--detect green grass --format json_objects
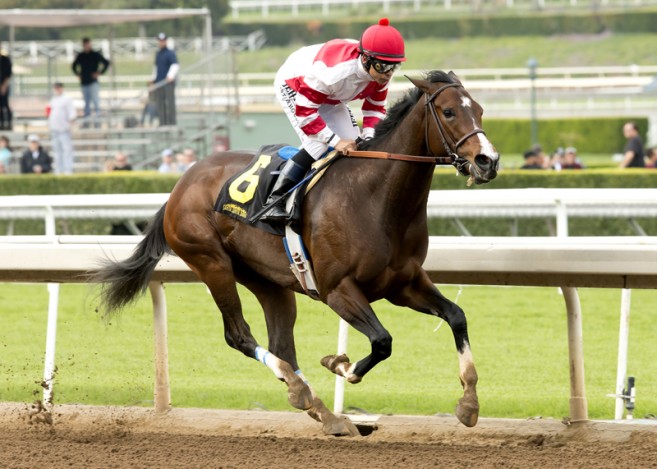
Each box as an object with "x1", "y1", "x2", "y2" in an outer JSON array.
[
  {"x1": 21, "y1": 33, "x2": 657, "y2": 78},
  {"x1": 232, "y1": 33, "x2": 657, "y2": 73},
  {"x1": 1, "y1": 283, "x2": 655, "y2": 420}
]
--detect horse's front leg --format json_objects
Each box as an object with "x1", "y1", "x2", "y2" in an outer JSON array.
[
  {"x1": 322, "y1": 277, "x2": 393, "y2": 384},
  {"x1": 388, "y1": 270, "x2": 479, "y2": 427}
]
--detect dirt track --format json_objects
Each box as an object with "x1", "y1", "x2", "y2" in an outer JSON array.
[{"x1": 1, "y1": 402, "x2": 656, "y2": 468}]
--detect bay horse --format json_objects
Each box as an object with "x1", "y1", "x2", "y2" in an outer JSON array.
[{"x1": 92, "y1": 70, "x2": 499, "y2": 436}]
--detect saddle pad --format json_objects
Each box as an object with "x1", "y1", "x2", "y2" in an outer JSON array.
[{"x1": 214, "y1": 144, "x2": 298, "y2": 236}]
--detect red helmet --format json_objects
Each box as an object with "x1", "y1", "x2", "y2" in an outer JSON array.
[{"x1": 359, "y1": 18, "x2": 406, "y2": 63}]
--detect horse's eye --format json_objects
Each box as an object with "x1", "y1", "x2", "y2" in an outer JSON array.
[{"x1": 443, "y1": 109, "x2": 455, "y2": 118}]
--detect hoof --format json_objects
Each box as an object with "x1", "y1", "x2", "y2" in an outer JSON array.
[
  {"x1": 455, "y1": 398, "x2": 479, "y2": 427},
  {"x1": 322, "y1": 415, "x2": 360, "y2": 437},
  {"x1": 287, "y1": 380, "x2": 313, "y2": 411},
  {"x1": 320, "y1": 354, "x2": 350, "y2": 372}
]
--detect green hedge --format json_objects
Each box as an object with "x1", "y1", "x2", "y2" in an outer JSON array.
[
  {"x1": 0, "y1": 172, "x2": 179, "y2": 196},
  {"x1": 223, "y1": 9, "x2": 657, "y2": 45},
  {"x1": 2, "y1": 169, "x2": 656, "y2": 236},
  {"x1": 482, "y1": 117, "x2": 647, "y2": 155}
]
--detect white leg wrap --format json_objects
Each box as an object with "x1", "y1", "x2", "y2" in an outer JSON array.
[
  {"x1": 255, "y1": 346, "x2": 285, "y2": 380},
  {"x1": 294, "y1": 369, "x2": 309, "y2": 384}
]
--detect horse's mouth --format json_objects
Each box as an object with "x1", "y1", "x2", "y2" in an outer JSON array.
[{"x1": 468, "y1": 164, "x2": 497, "y2": 185}]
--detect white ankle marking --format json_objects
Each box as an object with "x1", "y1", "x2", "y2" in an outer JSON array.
[
  {"x1": 338, "y1": 361, "x2": 357, "y2": 380},
  {"x1": 458, "y1": 345, "x2": 474, "y2": 374}
]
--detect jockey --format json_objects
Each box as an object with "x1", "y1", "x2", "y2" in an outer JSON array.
[{"x1": 260, "y1": 18, "x2": 406, "y2": 223}]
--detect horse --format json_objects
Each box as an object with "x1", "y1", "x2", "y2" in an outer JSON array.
[{"x1": 92, "y1": 70, "x2": 499, "y2": 436}]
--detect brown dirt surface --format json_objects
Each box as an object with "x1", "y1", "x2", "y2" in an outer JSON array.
[{"x1": 1, "y1": 402, "x2": 657, "y2": 468}]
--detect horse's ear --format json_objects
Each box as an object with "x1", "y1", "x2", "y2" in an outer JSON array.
[
  {"x1": 448, "y1": 71, "x2": 462, "y2": 84},
  {"x1": 405, "y1": 75, "x2": 432, "y2": 94}
]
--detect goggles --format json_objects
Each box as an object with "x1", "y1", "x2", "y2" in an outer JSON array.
[{"x1": 371, "y1": 59, "x2": 401, "y2": 74}]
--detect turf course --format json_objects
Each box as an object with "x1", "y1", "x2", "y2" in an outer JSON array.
[{"x1": 1, "y1": 282, "x2": 655, "y2": 420}]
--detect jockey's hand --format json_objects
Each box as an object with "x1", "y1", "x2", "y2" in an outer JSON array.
[{"x1": 335, "y1": 138, "x2": 357, "y2": 154}]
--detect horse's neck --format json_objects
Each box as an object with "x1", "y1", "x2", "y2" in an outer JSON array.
[{"x1": 368, "y1": 109, "x2": 435, "y2": 210}]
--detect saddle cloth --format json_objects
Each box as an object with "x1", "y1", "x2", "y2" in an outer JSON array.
[
  {"x1": 214, "y1": 144, "x2": 341, "y2": 236},
  {"x1": 214, "y1": 144, "x2": 302, "y2": 236}
]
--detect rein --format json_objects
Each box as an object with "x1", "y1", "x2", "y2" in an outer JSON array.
[
  {"x1": 344, "y1": 82, "x2": 486, "y2": 175},
  {"x1": 343, "y1": 149, "x2": 454, "y2": 165}
]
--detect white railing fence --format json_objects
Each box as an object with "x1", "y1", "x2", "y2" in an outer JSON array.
[{"x1": 229, "y1": 0, "x2": 657, "y2": 17}]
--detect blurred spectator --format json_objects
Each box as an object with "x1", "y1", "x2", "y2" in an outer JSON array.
[
  {"x1": 140, "y1": 93, "x2": 157, "y2": 127},
  {"x1": 181, "y1": 148, "x2": 197, "y2": 171},
  {"x1": 0, "y1": 161, "x2": 6, "y2": 174},
  {"x1": 149, "y1": 33, "x2": 178, "y2": 126},
  {"x1": 530, "y1": 144, "x2": 550, "y2": 168},
  {"x1": 520, "y1": 149, "x2": 544, "y2": 169},
  {"x1": 158, "y1": 148, "x2": 177, "y2": 173},
  {"x1": 71, "y1": 37, "x2": 110, "y2": 127},
  {"x1": 620, "y1": 121, "x2": 645, "y2": 168},
  {"x1": 549, "y1": 147, "x2": 565, "y2": 171},
  {"x1": 561, "y1": 147, "x2": 583, "y2": 170},
  {"x1": 0, "y1": 135, "x2": 11, "y2": 168},
  {"x1": 105, "y1": 151, "x2": 133, "y2": 172},
  {"x1": 20, "y1": 134, "x2": 53, "y2": 174},
  {"x1": 645, "y1": 147, "x2": 657, "y2": 168},
  {"x1": 48, "y1": 82, "x2": 77, "y2": 174},
  {"x1": 0, "y1": 40, "x2": 12, "y2": 130}
]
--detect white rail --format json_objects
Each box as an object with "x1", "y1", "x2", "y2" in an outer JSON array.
[{"x1": 229, "y1": 0, "x2": 657, "y2": 17}]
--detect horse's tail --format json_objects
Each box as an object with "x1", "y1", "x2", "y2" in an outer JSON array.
[{"x1": 92, "y1": 203, "x2": 170, "y2": 320}]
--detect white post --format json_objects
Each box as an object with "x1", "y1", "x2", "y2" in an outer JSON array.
[
  {"x1": 150, "y1": 281, "x2": 171, "y2": 414},
  {"x1": 42, "y1": 283, "x2": 59, "y2": 407},
  {"x1": 42, "y1": 206, "x2": 59, "y2": 408},
  {"x1": 562, "y1": 286, "x2": 588, "y2": 422},
  {"x1": 555, "y1": 199, "x2": 568, "y2": 237},
  {"x1": 333, "y1": 319, "x2": 349, "y2": 414},
  {"x1": 614, "y1": 288, "x2": 631, "y2": 420}
]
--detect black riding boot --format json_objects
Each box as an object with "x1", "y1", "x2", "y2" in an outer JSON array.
[{"x1": 260, "y1": 149, "x2": 314, "y2": 223}]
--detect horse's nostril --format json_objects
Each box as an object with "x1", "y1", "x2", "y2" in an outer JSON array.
[{"x1": 475, "y1": 154, "x2": 492, "y2": 171}]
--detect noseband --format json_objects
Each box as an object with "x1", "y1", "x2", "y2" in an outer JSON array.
[{"x1": 424, "y1": 83, "x2": 486, "y2": 175}]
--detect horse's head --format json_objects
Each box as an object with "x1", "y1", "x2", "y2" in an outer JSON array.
[{"x1": 408, "y1": 71, "x2": 499, "y2": 185}]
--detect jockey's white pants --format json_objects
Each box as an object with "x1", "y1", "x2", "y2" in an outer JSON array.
[{"x1": 275, "y1": 82, "x2": 360, "y2": 160}]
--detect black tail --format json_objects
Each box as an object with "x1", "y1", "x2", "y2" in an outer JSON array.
[{"x1": 91, "y1": 203, "x2": 170, "y2": 320}]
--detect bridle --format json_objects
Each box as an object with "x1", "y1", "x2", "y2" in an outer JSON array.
[
  {"x1": 424, "y1": 82, "x2": 486, "y2": 176},
  {"x1": 347, "y1": 81, "x2": 486, "y2": 176}
]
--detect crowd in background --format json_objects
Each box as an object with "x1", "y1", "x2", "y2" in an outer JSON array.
[
  {"x1": 0, "y1": 33, "x2": 181, "y2": 175},
  {"x1": 520, "y1": 120, "x2": 656, "y2": 170}
]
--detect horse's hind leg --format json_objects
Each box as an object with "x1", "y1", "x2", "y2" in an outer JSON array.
[
  {"x1": 243, "y1": 277, "x2": 358, "y2": 437},
  {"x1": 182, "y1": 251, "x2": 312, "y2": 411},
  {"x1": 387, "y1": 270, "x2": 479, "y2": 427}
]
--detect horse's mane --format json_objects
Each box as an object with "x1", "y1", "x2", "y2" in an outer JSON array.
[{"x1": 360, "y1": 70, "x2": 457, "y2": 150}]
